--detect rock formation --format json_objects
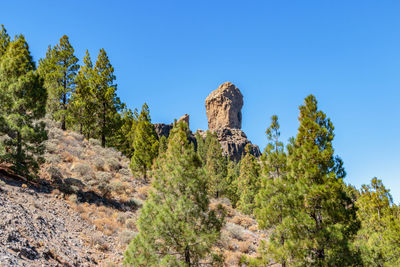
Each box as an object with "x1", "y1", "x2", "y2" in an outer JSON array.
[
  {"x1": 204, "y1": 82, "x2": 260, "y2": 161},
  {"x1": 153, "y1": 114, "x2": 196, "y2": 145},
  {"x1": 205, "y1": 82, "x2": 243, "y2": 131}
]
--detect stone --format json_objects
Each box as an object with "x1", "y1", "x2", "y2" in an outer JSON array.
[
  {"x1": 205, "y1": 82, "x2": 243, "y2": 131},
  {"x1": 178, "y1": 114, "x2": 189, "y2": 127},
  {"x1": 198, "y1": 128, "x2": 261, "y2": 161}
]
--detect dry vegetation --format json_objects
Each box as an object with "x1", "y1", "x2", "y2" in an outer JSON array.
[{"x1": 32, "y1": 119, "x2": 267, "y2": 266}]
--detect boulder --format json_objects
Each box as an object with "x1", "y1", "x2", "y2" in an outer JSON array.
[{"x1": 205, "y1": 82, "x2": 243, "y2": 131}]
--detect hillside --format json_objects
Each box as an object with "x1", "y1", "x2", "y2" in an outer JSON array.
[{"x1": 0, "y1": 118, "x2": 268, "y2": 266}]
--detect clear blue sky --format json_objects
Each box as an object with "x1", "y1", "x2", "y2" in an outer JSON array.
[{"x1": 2, "y1": 1, "x2": 400, "y2": 202}]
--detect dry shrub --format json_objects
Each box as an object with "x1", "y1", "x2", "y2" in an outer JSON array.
[
  {"x1": 89, "y1": 138, "x2": 101, "y2": 147},
  {"x1": 117, "y1": 212, "x2": 128, "y2": 225},
  {"x1": 71, "y1": 163, "x2": 93, "y2": 177},
  {"x1": 110, "y1": 181, "x2": 125, "y2": 194},
  {"x1": 118, "y1": 168, "x2": 131, "y2": 176},
  {"x1": 231, "y1": 214, "x2": 255, "y2": 229},
  {"x1": 93, "y1": 158, "x2": 105, "y2": 171},
  {"x1": 238, "y1": 240, "x2": 252, "y2": 253},
  {"x1": 105, "y1": 157, "x2": 121, "y2": 172},
  {"x1": 224, "y1": 251, "x2": 242, "y2": 266},
  {"x1": 248, "y1": 225, "x2": 258, "y2": 232},
  {"x1": 125, "y1": 218, "x2": 136, "y2": 230},
  {"x1": 118, "y1": 230, "x2": 137, "y2": 245},
  {"x1": 90, "y1": 232, "x2": 108, "y2": 251},
  {"x1": 61, "y1": 151, "x2": 75, "y2": 163},
  {"x1": 136, "y1": 185, "x2": 150, "y2": 199},
  {"x1": 225, "y1": 223, "x2": 248, "y2": 241}
]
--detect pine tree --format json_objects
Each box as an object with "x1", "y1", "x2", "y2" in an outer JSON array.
[
  {"x1": 355, "y1": 177, "x2": 400, "y2": 266},
  {"x1": 124, "y1": 121, "x2": 225, "y2": 266},
  {"x1": 286, "y1": 95, "x2": 360, "y2": 265},
  {"x1": 254, "y1": 115, "x2": 291, "y2": 267},
  {"x1": 237, "y1": 144, "x2": 261, "y2": 215},
  {"x1": 158, "y1": 135, "x2": 168, "y2": 154},
  {"x1": 109, "y1": 106, "x2": 137, "y2": 157},
  {"x1": 224, "y1": 160, "x2": 240, "y2": 207},
  {"x1": 0, "y1": 35, "x2": 47, "y2": 177},
  {"x1": 92, "y1": 48, "x2": 122, "y2": 147},
  {"x1": 0, "y1": 25, "x2": 10, "y2": 59},
  {"x1": 130, "y1": 103, "x2": 158, "y2": 180},
  {"x1": 205, "y1": 132, "x2": 227, "y2": 198},
  {"x1": 69, "y1": 50, "x2": 97, "y2": 138},
  {"x1": 37, "y1": 35, "x2": 79, "y2": 130}
]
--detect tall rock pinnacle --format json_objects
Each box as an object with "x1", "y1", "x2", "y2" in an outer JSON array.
[{"x1": 205, "y1": 82, "x2": 243, "y2": 131}]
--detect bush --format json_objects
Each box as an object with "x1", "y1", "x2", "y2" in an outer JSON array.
[
  {"x1": 47, "y1": 166, "x2": 63, "y2": 184},
  {"x1": 90, "y1": 232, "x2": 108, "y2": 251},
  {"x1": 69, "y1": 131, "x2": 84, "y2": 142},
  {"x1": 117, "y1": 212, "x2": 128, "y2": 224},
  {"x1": 48, "y1": 127, "x2": 63, "y2": 140},
  {"x1": 96, "y1": 171, "x2": 112, "y2": 183},
  {"x1": 71, "y1": 163, "x2": 93, "y2": 177},
  {"x1": 106, "y1": 157, "x2": 121, "y2": 171},
  {"x1": 118, "y1": 230, "x2": 137, "y2": 245},
  {"x1": 93, "y1": 158, "x2": 105, "y2": 171},
  {"x1": 125, "y1": 218, "x2": 136, "y2": 230},
  {"x1": 44, "y1": 153, "x2": 61, "y2": 164},
  {"x1": 225, "y1": 223, "x2": 248, "y2": 241},
  {"x1": 89, "y1": 138, "x2": 101, "y2": 147},
  {"x1": 110, "y1": 181, "x2": 125, "y2": 194},
  {"x1": 128, "y1": 198, "x2": 143, "y2": 208},
  {"x1": 68, "y1": 194, "x2": 78, "y2": 203},
  {"x1": 118, "y1": 168, "x2": 131, "y2": 176},
  {"x1": 44, "y1": 140, "x2": 58, "y2": 154}
]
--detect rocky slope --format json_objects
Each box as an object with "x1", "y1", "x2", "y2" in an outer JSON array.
[{"x1": 0, "y1": 118, "x2": 269, "y2": 266}]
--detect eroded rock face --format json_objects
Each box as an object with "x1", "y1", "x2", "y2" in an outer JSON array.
[
  {"x1": 205, "y1": 82, "x2": 243, "y2": 131},
  {"x1": 198, "y1": 128, "x2": 261, "y2": 161}
]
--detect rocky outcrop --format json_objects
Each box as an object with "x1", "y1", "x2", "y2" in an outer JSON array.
[
  {"x1": 204, "y1": 82, "x2": 260, "y2": 161},
  {"x1": 198, "y1": 128, "x2": 261, "y2": 161},
  {"x1": 205, "y1": 82, "x2": 243, "y2": 131},
  {"x1": 153, "y1": 115, "x2": 196, "y2": 145}
]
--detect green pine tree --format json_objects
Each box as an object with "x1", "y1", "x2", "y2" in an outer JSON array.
[
  {"x1": 355, "y1": 177, "x2": 400, "y2": 266},
  {"x1": 224, "y1": 160, "x2": 240, "y2": 207},
  {"x1": 286, "y1": 95, "x2": 361, "y2": 266},
  {"x1": 205, "y1": 132, "x2": 227, "y2": 198},
  {"x1": 130, "y1": 103, "x2": 159, "y2": 180},
  {"x1": 69, "y1": 50, "x2": 97, "y2": 138},
  {"x1": 237, "y1": 144, "x2": 261, "y2": 215},
  {"x1": 0, "y1": 34, "x2": 47, "y2": 177},
  {"x1": 37, "y1": 35, "x2": 79, "y2": 130},
  {"x1": 92, "y1": 48, "x2": 122, "y2": 147},
  {"x1": 255, "y1": 115, "x2": 291, "y2": 267},
  {"x1": 0, "y1": 25, "x2": 10, "y2": 59},
  {"x1": 124, "y1": 121, "x2": 225, "y2": 266}
]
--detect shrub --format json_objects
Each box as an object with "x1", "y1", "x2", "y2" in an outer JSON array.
[
  {"x1": 125, "y1": 218, "x2": 136, "y2": 230},
  {"x1": 71, "y1": 163, "x2": 93, "y2": 177},
  {"x1": 117, "y1": 212, "x2": 128, "y2": 224},
  {"x1": 68, "y1": 194, "x2": 78, "y2": 203},
  {"x1": 96, "y1": 171, "x2": 112, "y2": 183},
  {"x1": 225, "y1": 223, "x2": 247, "y2": 241},
  {"x1": 69, "y1": 131, "x2": 84, "y2": 142},
  {"x1": 118, "y1": 230, "x2": 137, "y2": 245},
  {"x1": 48, "y1": 127, "x2": 63, "y2": 140},
  {"x1": 44, "y1": 140, "x2": 59, "y2": 154},
  {"x1": 93, "y1": 158, "x2": 105, "y2": 171},
  {"x1": 128, "y1": 198, "x2": 143, "y2": 208},
  {"x1": 89, "y1": 138, "x2": 101, "y2": 147},
  {"x1": 110, "y1": 181, "x2": 125, "y2": 194},
  {"x1": 118, "y1": 168, "x2": 131, "y2": 176},
  {"x1": 90, "y1": 232, "x2": 108, "y2": 251},
  {"x1": 106, "y1": 157, "x2": 121, "y2": 172},
  {"x1": 44, "y1": 153, "x2": 61, "y2": 164},
  {"x1": 47, "y1": 166, "x2": 63, "y2": 184}
]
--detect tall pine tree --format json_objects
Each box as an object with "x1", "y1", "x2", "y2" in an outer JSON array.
[
  {"x1": 255, "y1": 115, "x2": 291, "y2": 267},
  {"x1": 205, "y1": 132, "x2": 227, "y2": 198},
  {"x1": 92, "y1": 48, "x2": 122, "y2": 147},
  {"x1": 130, "y1": 103, "x2": 158, "y2": 180},
  {"x1": 37, "y1": 35, "x2": 79, "y2": 130},
  {"x1": 124, "y1": 121, "x2": 225, "y2": 266},
  {"x1": 355, "y1": 177, "x2": 400, "y2": 266},
  {"x1": 286, "y1": 95, "x2": 360, "y2": 266},
  {"x1": 69, "y1": 50, "x2": 96, "y2": 138},
  {"x1": 0, "y1": 34, "x2": 47, "y2": 177},
  {"x1": 237, "y1": 144, "x2": 261, "y2": 215}
]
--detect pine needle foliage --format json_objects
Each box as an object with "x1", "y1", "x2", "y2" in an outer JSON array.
[
  {"x1": 0, "y1": 34, "x2": 47, "y2": 178},
  {"x1": 124, "y1": 121, "x2": 225, "y2": 266}
]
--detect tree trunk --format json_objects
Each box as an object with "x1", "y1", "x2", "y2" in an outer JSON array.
[
  {"x1": 184, "y1": 246, "x2": 191, "y2": 266},
  {"x1": 101, "y1": 102, "x2": 106, "y2": 147},
  {"x1": 62, "y1": 92, "x2": 66, "y2": 130}
]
